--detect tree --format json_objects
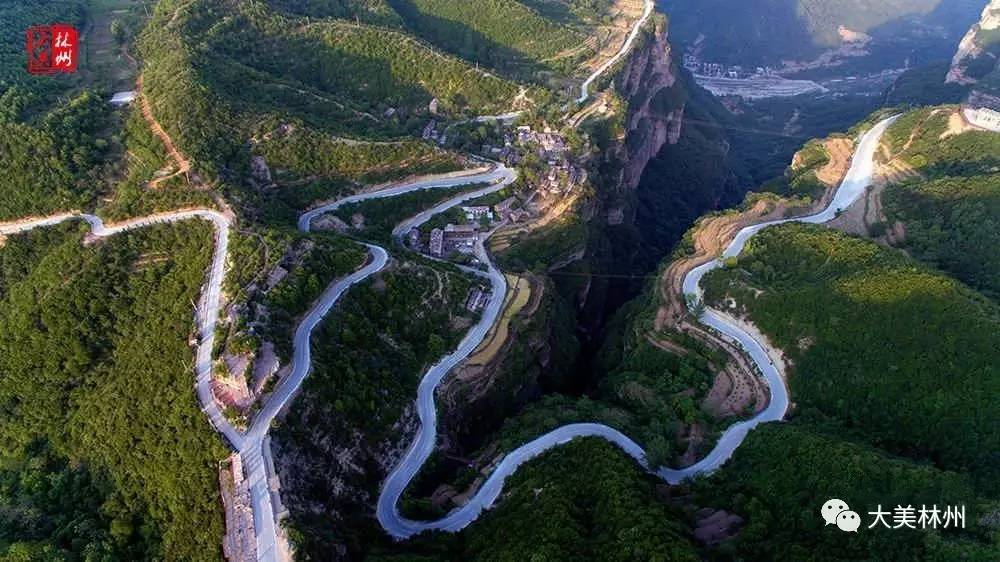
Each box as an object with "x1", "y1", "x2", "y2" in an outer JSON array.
[
  {"x1": 685, "y1": 293, "x2": 705, "y2": 318},
  {"x1": 110, "y1": 19, "x2": 127, "y2": 45}
]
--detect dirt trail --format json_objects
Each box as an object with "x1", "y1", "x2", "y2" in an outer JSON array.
[
  {"x1": 136, "y1": 75, "x2": 195, "y2": 188},
  {"x1": 814, "y1": 138, "x2": 853, "y2": 186}
]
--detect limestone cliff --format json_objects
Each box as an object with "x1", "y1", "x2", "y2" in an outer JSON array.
[
  {"x1": 576, "y1": 13, "x2": 744, "y2": 340},
  {"x1": 602, "y1": 16, "x2": 685, "y2": 226},
  {"x1": 947, "y1": 0, "x2": 1000, "y2": 85},
  {"x1": 618, "y1": 16, "x2": 683, "y2": 198}
]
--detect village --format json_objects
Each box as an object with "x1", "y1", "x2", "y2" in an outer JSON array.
[
  {"x1": 409, "y1": 117, "x2": 588, "y2": 264},
  {"x1": 683, "y1": 54, "x2": 780, "y2": 80}
]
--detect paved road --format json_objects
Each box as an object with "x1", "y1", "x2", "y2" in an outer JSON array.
[
  {"x1": 373, "y1": 116, "x2": 898, "y2": 538},
  {"x1": 298, "y1": 167, "x2": 513, "y2": 231},
  {"x1": 0, "y1": 166, "x2": 516, "y2": 562},
  {"x1": 0, "y1": 209, "x2": 246, "y2": 451},
  {"x1": 236, "y1": 164, "x2": 517, "y2": 560},
  {"x1": 0, "y1": 87, "x2": 894, "y2": 561},
  {"x1": 577, "y1": 0, "x2": 655, "y2": 104},
  {"x1": 376, "y1": 209, "x2": 510, "y2": 538}
]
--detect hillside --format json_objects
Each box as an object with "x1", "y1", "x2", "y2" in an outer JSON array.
[
  {"x1": 0, "y1": 223, "x2": 227, "y2": 560},
  {"x1": 384, "y1": 439, "x2": 701, "y2": 561},
  {"x1": 385, "y1": 0, "x2": 590, "y2": 78},
  {"x1": 0, "y1": 1, "x2": 114, "y2": 220},
  {"x1": 702, "y1": 223, "x2": 1000, "y2": 493},
  {"x1": 692, "y1": 223, "x2": 1000, "y2": 559},
  {"x1": 8, "y1": 1, "x2": 1000, "y2": 560},
  {"x1": 878, "y1": 107, "x2": 1000, "y2": 299},
  {"x1": 137, "y1": 0, "x2": 522, "y2": 178},
  {"x1": 697, "y1": 423, "x2": 999, "y2": 560},
  {"x1": 947, "y1": 0, "x2": 1000, "y2": 88}
]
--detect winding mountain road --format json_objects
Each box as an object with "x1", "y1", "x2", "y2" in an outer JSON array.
[
  {"x1": 0, "y1": 118, "x2": 896, "y2": 559},
  {"x1": 0, "y1": 210, "x2": 243, "y2": 451},
  {"x1": 372, "y1": 115, "x2": 899, "y2": 538},
  {"x1": 577, "y1": 0, "x2": 656, "y2": 104},
  {"x1": 0, "y1": 165, "x2": 515, "y2": 562},
  {"x1": 0, "y1": 1, "x2": 891, "y2": 552}
]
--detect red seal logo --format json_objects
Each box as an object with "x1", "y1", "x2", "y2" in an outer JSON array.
[{"x1": 26, "y1": 24, "x2": 79, "y2": 75}]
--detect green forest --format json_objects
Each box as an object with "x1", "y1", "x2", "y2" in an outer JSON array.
[
  {"x1": 880, "y1": 107, "x2": 1000, "y2": 299},
  {"x1": 703, "y1": 224, "x2": 1000, "y2": 494},
  {"x1": 374, "y1": 439, "x2": 701, "y2": 561},
  {"x1": 273, "y1": 261, "x2": 482, "y2": 558},
  {"x1": 136, "y1": 0, "x2": 523, "y2": 183},
  {"x1": 386, "y1": 0, "x2": 590, "y2": 77},
  {"x1": 0, "y1": 223, "x2": 227, "y2": 560},
  {"x1": 0, "y1": 1, "x2": 115, "y2": 220},
  {"x1": 698, "y1": 423, "x2": 999, "y2": 560},
  {"x1": 254, "y1": 123, "x2": 462, "y2": 185},
  {"x1": 260, "y1": 233, "x2": 367, "y2": 360}
]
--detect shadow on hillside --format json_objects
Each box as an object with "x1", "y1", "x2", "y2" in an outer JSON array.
[
  {"x1": 385, "y1": 0, "x2": 549, "y2": 79},
  {"x1": 197, "y1": 52, "x2": 410, "y2": 139},
  {"x1": 911, "y1": 156, "x2": 1000, "y2": 182}
]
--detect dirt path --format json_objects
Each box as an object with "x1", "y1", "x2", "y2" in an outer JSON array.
[
  {"x1": 136, "y1": 75, "x2": 195, "y2": 188},
  {"x1": 815, "y1": 138, "x2": 853, "y2": 186}
]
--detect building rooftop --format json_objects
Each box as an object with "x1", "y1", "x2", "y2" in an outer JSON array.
[{"x1": 109, "y1": 91, "x2": 136, "y2": 106}]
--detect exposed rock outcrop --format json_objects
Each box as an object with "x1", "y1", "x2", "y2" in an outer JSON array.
[
  {"x1": 616, "y1": 16, "x2": 683, "y2": 198},
  {"x1": 438, "y1": 276, "x2": 579, "y2": 454},
  {"x1": 947, "y1": 0, "x2": 1000, "y2": 85}
]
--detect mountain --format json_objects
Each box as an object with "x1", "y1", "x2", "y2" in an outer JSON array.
[
  {"x1": 660, "y1": 0, "x2": 984, "y2": 76},
  {"x1": 5, "y1": 1, "x2": 1000, "y2": 560},
  {"x1": 946, "y1": 0, "x2": 1000, "y2": 100}
]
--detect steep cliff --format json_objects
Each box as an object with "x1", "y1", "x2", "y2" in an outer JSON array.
[
  {"x1": 581, "y1": 15, "x2": 745, "y2": 321},
  {"x1": 438, "y1": 276, "x2": 580, "y2": 455},
  {"x1": 617, "y1": 17, "x2": 684, "y2": 201},
  {"x1": 947, "y1": 0, "x2": 1000, "y2": 86}
]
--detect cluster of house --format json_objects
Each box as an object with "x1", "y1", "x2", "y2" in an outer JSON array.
[
  {"x1": 421, "y1": 119, "x2": 447, "y2": 145},
  {"x1": 407, "y1": 223, "x2": 479, "y2": 257},
  {"x1": 540, "y1": 159, "x2": 587, "y2": 195},
  {"x1": 465, "y1": 287, "x2": 490, "y2": 312},
  {"x1": 498, "y1": 125, "x2": 587, "y2": 195},
  {"x1": 683, "y1": 55, "x2": 775, "y2": 79},
  {"x1": 406, "y1": 196, "x2": 531, "y2": 258}
]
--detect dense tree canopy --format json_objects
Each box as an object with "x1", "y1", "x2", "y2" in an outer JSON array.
[
  {"x1": 704, "y1": 224, "x2": 1000, "y2": 494},
  {"x1": 0, "y1": 223, "x2": 227, "y2": 560}
]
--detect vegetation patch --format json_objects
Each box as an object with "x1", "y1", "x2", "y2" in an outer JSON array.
[
  {"x1": 0, "y1": 222, "x2": 227, "y2": 560},
  {"x1": 703, "y1": 223, "x2": 1000, "y2": 494}
]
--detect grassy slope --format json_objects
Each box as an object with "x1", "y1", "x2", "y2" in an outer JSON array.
[
  {"x1": 698, "y1": 423, "x2": 999, "y2": 561},
  {"x1": 138, "y1": 0, "x2": 519, "y2": 179},
  {"x1": 0, "y1": 1, "x2": 114, "y2": 220},
  {"x1": 373, "y1": 439, "x2": 701, "y2": 562},
  {"x1": 253, "y1": 123, "x2": 463, "y2": 185},
  {"x1": 386, "y1": 0, "x2": 588, "y2": 76},
  {"x1": 273, "y1": 261, "x2": 480, "y2": 558}
]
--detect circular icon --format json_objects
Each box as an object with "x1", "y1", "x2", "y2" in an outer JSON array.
[
  {"x1": 837, "y1": 510, "x2": 861, "y2": 532},
  {"x1": 821, "y1": 498, "x2": 850, "y2": 525}
]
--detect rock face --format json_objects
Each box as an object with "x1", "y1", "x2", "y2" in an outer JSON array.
[
  {"x1": 616, "y1": 17, "x2": 683, "y2": 198},
  {"x1": 576, "y1": 14, "x2": 744, "y2": 339},
  {"x1": 947, "y1": 0, "x2": 1000, "y2": 85},
  {"x1": 438, "y1": 276, "x2": 579, "y2": 454}
]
